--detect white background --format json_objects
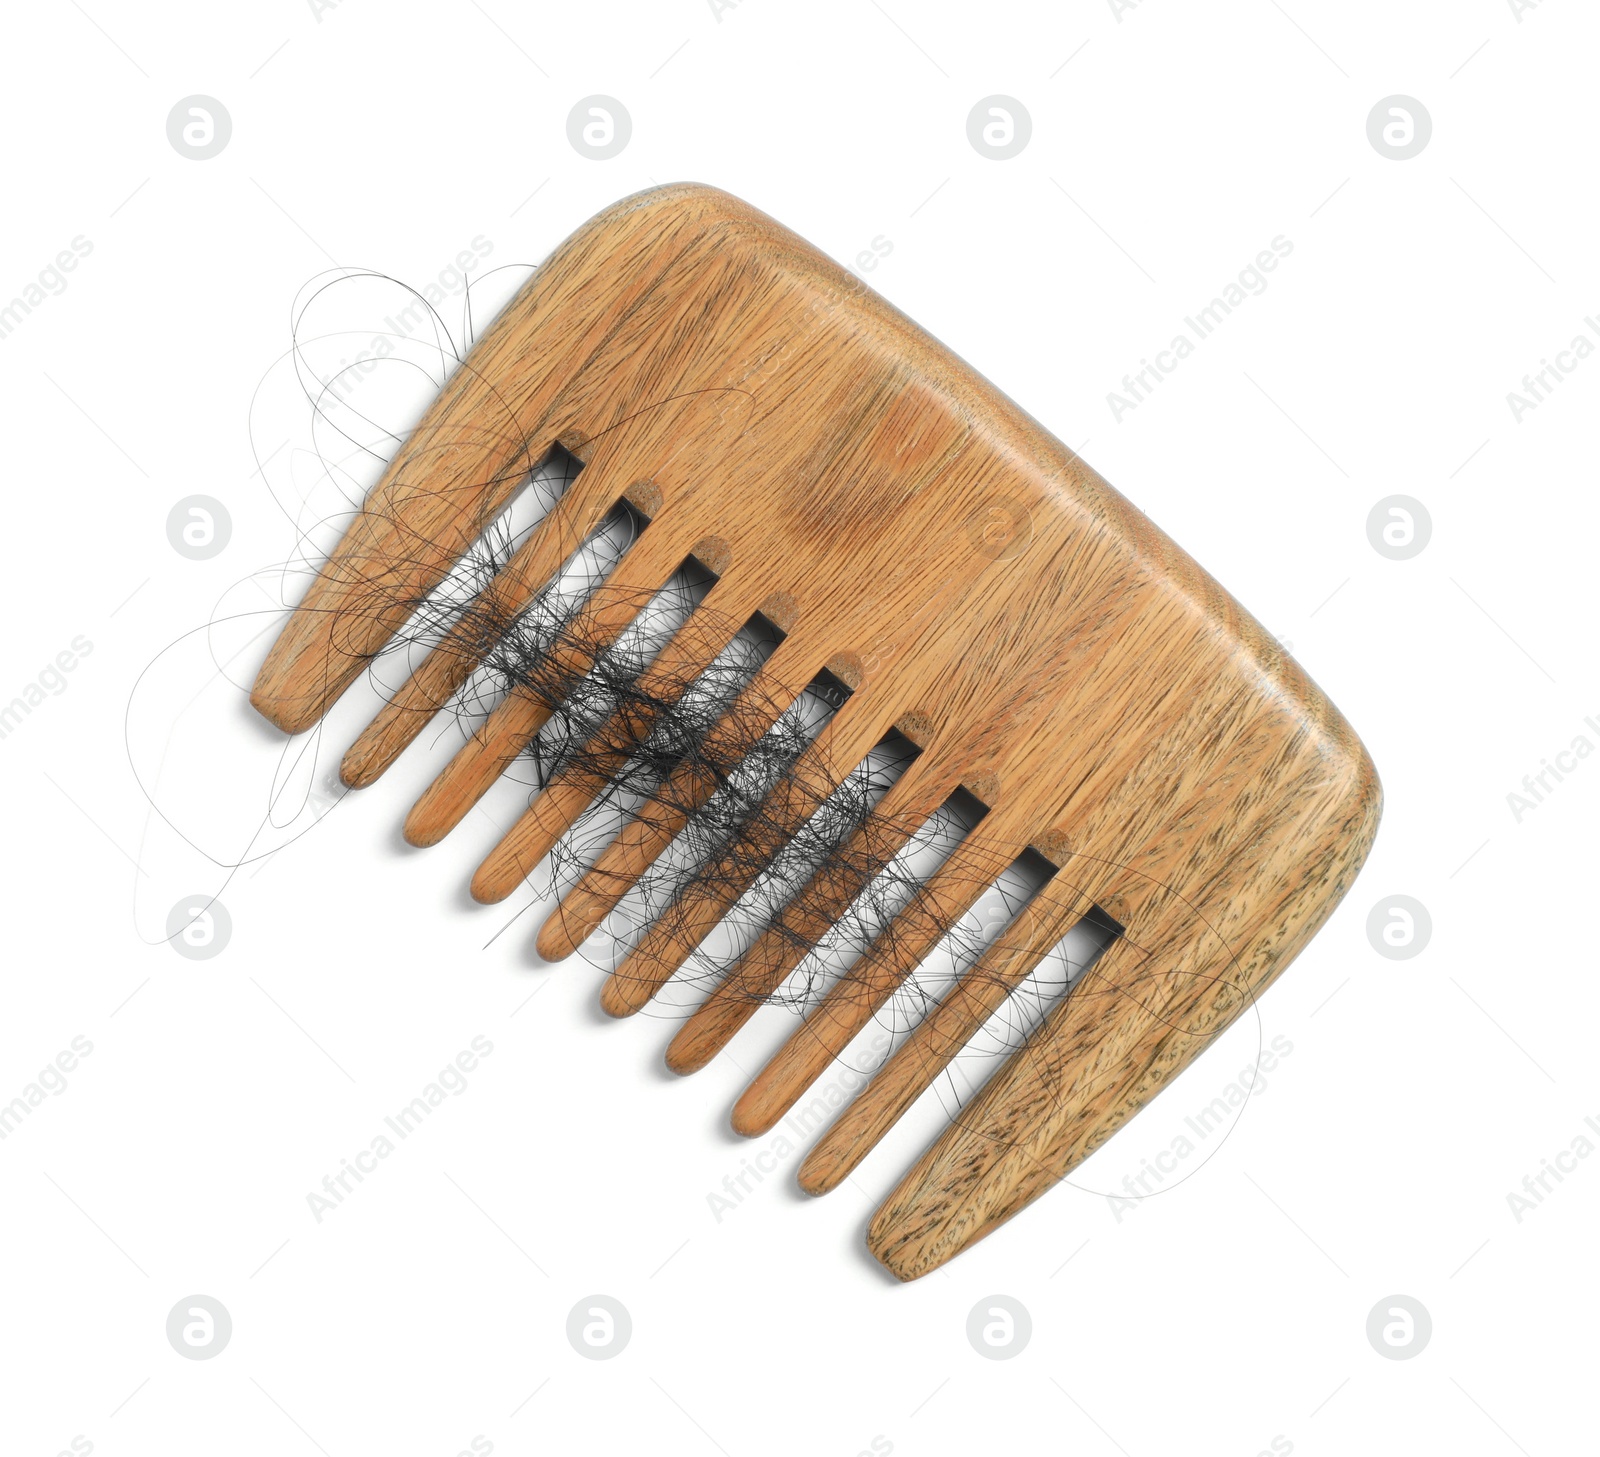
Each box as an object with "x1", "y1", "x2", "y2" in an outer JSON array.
[{"x1": 1, "y1": 1, "x2": 1595, "y2": 1454}]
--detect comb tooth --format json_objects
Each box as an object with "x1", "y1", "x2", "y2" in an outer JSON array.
[
  {"x1": 247, "y1": 196, "x2": 686, "y2": 737},
  {"x1": 252, "y1": 444, "x2": 532, "y2": 735},
  {"x1": 531, "y1": 640, "x2": 822, "y2": 966},
  {"x1": 531, "y1": 760, "x2": 764, "y2": 966},
  {"x1": 469, "y1": 774, "x2": 605, "y2": 903},
  {"x1": 795, "y1": 892, "x2": 1087, "y2": 1195},
  {"x1": 728, "y1": 820, "x2": 1028, "y2": 1137},
  {"x1": 661, "y1": 759, "x2": 951, "y2": 1075},
  {"x1": 339, "y1": 476, "x2": 624, "y2": 790},
  {"x1": 590, "y1": 877, "x2": 737, "y2": 1010},
  {"x1": 469, "y1": 599, "x2": 754, "y2": 903},
  {"x1": 402, "y1": 688, "x2": 549, "y2": 847},
  {"x1": 399, "y1": 531, "x2": 690, "y2": 848},
  {"x1": 864, "y1": 934, "x2": 1170, "y2": 1279},
  {"x1": 575, "y1": 697, "x2": 891, "y2": 1006}
]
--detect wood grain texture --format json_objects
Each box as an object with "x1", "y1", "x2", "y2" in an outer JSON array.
[{"x1": 249, "y1": 183, "x2": 1381, "y2": 1280}]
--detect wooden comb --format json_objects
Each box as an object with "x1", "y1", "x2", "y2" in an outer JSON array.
[{"x1": 250, "y1": 183, "x2": 1381, "y2": 1280}]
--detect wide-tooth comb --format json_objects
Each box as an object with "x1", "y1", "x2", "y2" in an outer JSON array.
[{"x1": 250, "y1": 183, "x2": 1380, "y2": 1280}]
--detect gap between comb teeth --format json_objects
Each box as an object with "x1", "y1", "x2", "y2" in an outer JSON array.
[
  {"x1": 338, "y1": 443, "x2": 588, "y2": 789},
  {"x1": 660, "y1": 728, "x2": 938, "y2": 1075},
  {"x1": 469, "y1": 592, "x2": 783, "y2": 905},
  {"x1": 797, "y1": 874, "x2": 1123, "y2": 1195},
  {"x1": 565, "y1": 661, "x2": 868, "y2": 986},
  {"x1": 727, "y1": 785, "x2": 989, "y2": 1136},
  {"x1": 533, "y1": 648, "x2": 849, "y2": 970},
  {"x1": 400, "y1": 498, "x2": 669, "y2": 846}
]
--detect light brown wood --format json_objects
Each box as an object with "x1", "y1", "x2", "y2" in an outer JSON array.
[
  {"x1": 470, "y1": 611, "x2": 753, "y2": 903},
  {"x1": 796, "y1": 889, "x2": 1090, "y2": 1197},
  {"x1": 249, "y1": 183, "x2": 1381, "y2": 1280},
  {"x1": 549, "y1": 647, "x2": 819, "y2": 977},
  {"x1": 660, "y1": 751, "x2": 955, "y2": 1076},
  {"x1": 729, "y1": 828, "x2": 1023, "y2": 1137}
]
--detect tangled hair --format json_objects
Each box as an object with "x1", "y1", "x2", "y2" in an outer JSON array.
[
  {"x1": 346, "y1": 447, "x2": 1103, "y2": 1036},
  {"x1": 130, "y1": 255, "x2": 1270, "y2": 1205}
]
